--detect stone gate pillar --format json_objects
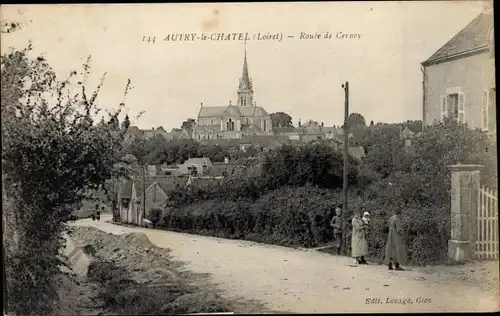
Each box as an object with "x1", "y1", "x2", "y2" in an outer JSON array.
[{"x1": 447, "y1": 164, "x2": 483, "y2": 261}]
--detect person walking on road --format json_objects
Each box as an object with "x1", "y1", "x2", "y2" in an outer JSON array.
[
  {"x1": 351, "y1": 209, "x2": 369, "y2": 265},
  {"x1": 385, "y1": 208, "x2": 407, "y2": 271},
  {"x1": 330, "y1": 205, "x2": 343, "y2": 255}
]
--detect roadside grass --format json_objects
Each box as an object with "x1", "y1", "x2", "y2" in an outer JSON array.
[{"x1": 74, "y1": 226, "x2": 268, "y2": 314}]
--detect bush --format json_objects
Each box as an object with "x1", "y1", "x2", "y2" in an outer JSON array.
[
  {"x1": 262, "y1": 143, "x2": 359, "y2": 190},
  {"x1": 2, "y1": 46, "x2": 130, "y2": 315},
  {"x1": 160, "y1": 186, "x2": 361, "y2": 248},
  {"x1": 148, "y1": 207, "x2": 162, "y2": 227}
]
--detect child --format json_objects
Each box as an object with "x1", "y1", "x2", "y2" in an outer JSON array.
[
  {"x1": 330, "y1": 206, "x2": 342, "y2": 255},
  {"x1": 362, "y1": 211, "x2": 371, "y2": 225}
]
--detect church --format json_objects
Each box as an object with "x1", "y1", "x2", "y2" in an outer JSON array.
[{"x1": 193, "y1": 45, "x2": 273, "y2": 140}]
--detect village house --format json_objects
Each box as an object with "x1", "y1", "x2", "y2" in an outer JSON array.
[
  {"x1": 193, "y1": 45, "x2": 273, "y2": 140},
  {"x1": 177, "y1": 157, "x2": 213, "y2": 176},
  {"x1": 421, "y1": 10, "x2": 495, "y2": 134},
  {"x1": 124, "y1": 126, "x2": 191, "y2": 144},
  {"x1": 274, "y1": 126, "x2": 300, "y2": 140},
  {"x1": 117, "y1": 176, "x2": 187, "y2": 225}
]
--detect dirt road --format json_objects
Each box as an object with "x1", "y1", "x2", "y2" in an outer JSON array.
[{"x1": 73, "y1": 215, "x2": 499, "y2": 313}]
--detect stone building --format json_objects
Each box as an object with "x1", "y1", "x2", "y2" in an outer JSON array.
[
  {"x1": 194, "y1": 46, "x2": 273, "y2": 140},
  {"x1": 421, "y1": 10, "x2": 495, "y2": 135}
]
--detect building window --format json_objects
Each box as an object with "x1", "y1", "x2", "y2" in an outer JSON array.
[
  {"x1": 263, "y1": 120, "x2": 267, "y2": 131},
  {"x1": 440, "y1": 92, "x2": 465, "y2": 124},
  {"x1": 227, "y1": 119, "x2": 235, "y2": 131}
]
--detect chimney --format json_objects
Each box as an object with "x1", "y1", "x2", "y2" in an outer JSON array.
[
  {"x1": 298, "y1": 119, "x2": 301, "y2": 127},
  {"x1": 152, "y1": 127, "x2": 155, "y2": 130},
  {"x1": 229, "y1": 100, "x2": 232, "y2": 105},
  {"x1": 201, "y1": 102, "x2": 203, "y2": 107},
  {"x1": 321, "y1": 122, "x2": 324, "y2": 127}
]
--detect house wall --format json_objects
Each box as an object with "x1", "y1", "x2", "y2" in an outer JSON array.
[
  {"x1": 423, "y1": 52, "x2": 492, "y2": 130},
  {"x1": 141, "y1": 184, "x2": 168, "y2": 223}
]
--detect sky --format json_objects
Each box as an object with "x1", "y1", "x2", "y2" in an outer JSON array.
[{"x1": 1, "y1": 2, "x2": 491, "y2": 131}]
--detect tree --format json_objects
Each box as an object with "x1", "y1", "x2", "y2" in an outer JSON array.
[
  {"x1": 181, "y1": 118, "x2": 196, "y2": 138},
  {"x1": 2, "y1": 46, "x2": 131, "y2": 315},
  {"x1": 262, "y1": 143, "x2": 359, "y2": 189},
  {"x1": 361, "y1": 123, "x2": 401, "y2": 177},
  {"x1": 270, "y1": 112, "x2": 293, "y2": 129},
  {"x1": 404, "y1": 120, "x2": 423, "y2": 133},
  {"x1": 346, "y1": 113, "x2": 366, "y2": 132}
]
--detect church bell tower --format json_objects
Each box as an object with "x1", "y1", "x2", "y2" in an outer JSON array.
[{"x1": 237, "y1": 42, "x2": 254, "y2": 107}]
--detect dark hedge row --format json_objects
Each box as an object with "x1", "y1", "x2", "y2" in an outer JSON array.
[{"x1": 154, "y1": 186, "x2": 450, "y2": 265}]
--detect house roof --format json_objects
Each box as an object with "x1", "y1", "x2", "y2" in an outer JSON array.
[
  {"x1": 132, "y1": 176, "x2": 188, "y2": 201},
  {"x1": 240, "y1": 135, "x2": 290, "y2": 146},
  {"x1": 200, "y1": 138, "x2": 243, "y2": 147},
  {"x1": 275, "y1": 127, "x2": 298, "y2": 134},
  {"x1": 182, "y1": 157, "x2": 212, "y2": 166},
  {"x1": 423, "y1": 12, "x2": 493, "y2": 65},
  {"x1": 198, "y1": 105, "x2": 270, "y2": 118},
  {"x1": 187, "y1": 176, "x2": 224, "y2": 188},
  {"x1": 400, "y1": 127, "x2": 415, "y2": 139},
  {"x1": 209, "y1": 163, "x2": 246, "y2": 177}
]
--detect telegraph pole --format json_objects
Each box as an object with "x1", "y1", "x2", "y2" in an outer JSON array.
[
  {"x1": 341, "y1": 81, "x2": 349, "y2": 255},
  {"x1": 142, "y1": 165, "x2": 146, "y2": 225}
]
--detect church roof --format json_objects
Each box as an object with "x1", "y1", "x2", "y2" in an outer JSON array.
[
  {"x1": 222, "y1": 105, "x2": 242, "y2": 116},
  {"x1": 194, "y1": 125, "x2": 222, "y2": 133},
  {"x1": 422, "y1": 12, "x2": 493, "y2": 65},
  {"x1": 198, "y1": 105, "x2": 270, "y2": 118}
]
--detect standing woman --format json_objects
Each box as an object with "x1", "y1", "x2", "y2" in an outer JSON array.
[
  {"x1": 385, "y1": 208, "x2": 407, "y2": 270},
  {"x1": 351, "y1": 209, "x2": 369, "y2": 264}
]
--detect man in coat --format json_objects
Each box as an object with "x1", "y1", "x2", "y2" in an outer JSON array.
[{"x1": 385, "y1": 208, "x2": 407, "y2": 270}]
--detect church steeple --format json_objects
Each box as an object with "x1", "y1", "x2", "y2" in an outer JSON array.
[{"x1": 237, "y1": 41, "x2": 254, "y2": 107}]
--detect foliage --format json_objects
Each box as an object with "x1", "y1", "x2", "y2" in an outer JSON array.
[
  {"x1": 123, "y1": 136, "x2": 261, "y2": 166},
  {"x1": 362, "y1": 123, "x2": 401, "y2": 177},
  {"x1": 180, "y1": 118, "x2": 196, "y2": 137},
  {"x1": 262, "y1": 143, "x2": 359, "y2": 189},
  {"x1": 154, "y1": 117, "x2": 496, "y2": 266},
  {"x1": 403, "y1": 120, "x2": 423, "y2": 133},
  {"x1": 270, "y1": 111, "x2": 293, "y2": 128},
  {"x1": 2, "y1": 45, "x2": 130, "y2": 315},
  {"x1": 346, "y1": 113, "x2": 366, "y2": 131},
  {"x1": 161, "y1": 187, "x2": 360, "y2": 248}
]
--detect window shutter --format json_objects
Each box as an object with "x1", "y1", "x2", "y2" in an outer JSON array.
[
  {"x1": 481, "y1": 90, "x2": 489, "y2": 131},
  {"x1": 440, "y1": 95, "x2": 448, "y2": 122},
  {"x1": 458, "y1": 92, "x2": 465, "y2": 124}
]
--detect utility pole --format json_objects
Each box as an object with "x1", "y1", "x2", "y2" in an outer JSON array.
[
  {"x1": 142, "y1": 165, "x2": 146, "y2": 225},
  {"x1": 341, "y1": 81, "x2": 349, "y2": 255}
]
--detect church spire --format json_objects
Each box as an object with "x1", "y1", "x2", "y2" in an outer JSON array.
[
  {"x1": 241, "y1": 41, "x2": 251, "y2": 89},
  {"x1": 237, "y1": 41, "x2": 254, "y2": 107}
]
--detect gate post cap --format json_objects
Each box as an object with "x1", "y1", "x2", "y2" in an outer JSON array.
[{"x1": 448, "y1": 164, "x2": 484, "y2": 172}]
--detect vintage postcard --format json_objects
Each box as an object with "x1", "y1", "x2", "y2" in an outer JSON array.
[{"x1": 1, "y1": 1, "x2": 498, "y2": 315}]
